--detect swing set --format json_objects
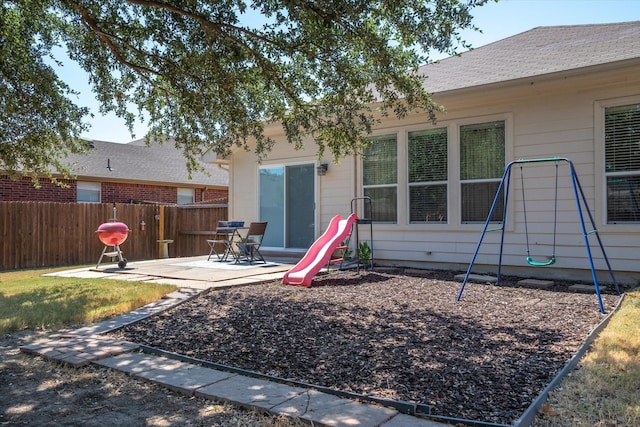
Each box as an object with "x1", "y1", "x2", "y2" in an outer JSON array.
[
  {"x1": 522, "y1": 161, "x2": 558, "y2": 267},
  {"x1": 457, "y1": 157, "x2": 620, "y2": 314}
]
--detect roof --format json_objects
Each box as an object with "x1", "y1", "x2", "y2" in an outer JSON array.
[
  {"x1": 420, "y1": 21, "x2": 640, "y2": 94},
  {"x1": 64, "y1": 138, "x2": 228, "y2": 188}
]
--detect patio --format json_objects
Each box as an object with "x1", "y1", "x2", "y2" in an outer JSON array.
[{"x1": 46, "y1": 254, "x2": 301, "y2": 290}]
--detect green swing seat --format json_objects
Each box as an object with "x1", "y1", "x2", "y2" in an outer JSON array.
[
  {"x1": 522, "y1": 162, "x2": 559, "y2": 268},
  {"x1": 526, "y1": 256, "x2": 556, "y2": 267}
]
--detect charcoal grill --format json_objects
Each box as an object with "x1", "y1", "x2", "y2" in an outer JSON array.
[{"x1": 95, "y1": 221, "x2": 129, "y2": 268}]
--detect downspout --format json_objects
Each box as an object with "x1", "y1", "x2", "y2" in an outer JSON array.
[
  {"x1": 221, "y1": 162, "x2": 232, "y2": 219},
  {"x1": 353, "y1": 153, "x2": 359, "y2": 210},
  {"x1": 317, "y1": 162, "x2": 321, "y2": 237}
]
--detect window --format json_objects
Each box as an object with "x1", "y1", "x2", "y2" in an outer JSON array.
[
  {"x1": 605, "y1": 103, "x2": 640, "y2": 223},
  {"x1": 363, "y1": 134, "x2": 397, "y2": 222},
  {"x1": 77, "y1": 181, "x2": 101, "y2": 203},
  {"x1": 177, "y1": 188, "x2": 194, "y2": 205},
  {"x1": 408, "y1": 128, "x2": 448, "y2": 223},
  {"x1": 259, "y1": 164, "x2": 315, "y2": 248},
  {"x1": 460, "y1": 121, "x2": 505, "y2": 223}
]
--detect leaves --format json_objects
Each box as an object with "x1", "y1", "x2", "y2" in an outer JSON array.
[
  {"x1": 538, "y1": 402, "x2": 558, "y2": 417},
  {"x1": 3, "y1": 0, "x2": 490, "y2": 180},
  {"x1": 1, "y1": 1, "x2": 91, "y2": 184}
]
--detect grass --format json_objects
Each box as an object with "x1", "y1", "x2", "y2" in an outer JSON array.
[
  {"x1": 534, "y1": 287, "x2": 640, "y2": 426},
  {"x1": 0, "y1": 267, "x2": 177, "y2": 334}
]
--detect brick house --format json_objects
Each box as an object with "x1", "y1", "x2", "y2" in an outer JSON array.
[{"x1": 1, "y1": 138, "x2": 228, "y2": 204}]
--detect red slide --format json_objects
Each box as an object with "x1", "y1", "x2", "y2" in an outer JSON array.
[{"x1": 282, "y1": 213, "x2": 358, "y2": 287}]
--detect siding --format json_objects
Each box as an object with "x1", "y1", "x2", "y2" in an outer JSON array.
[
  {"x1": 230, "y1": 64, "x2": 640, "y2": 283},
  {"x1": 231, "y1": 139, "x2": 356, "y2": 236}
]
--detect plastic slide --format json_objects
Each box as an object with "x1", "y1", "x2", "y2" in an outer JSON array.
[{"x1": 282, "y1": 213, "x2": 358, "y2": 287}]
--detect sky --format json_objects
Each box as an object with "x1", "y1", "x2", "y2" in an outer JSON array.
[{"x1": 57, "y1": 0, "x2": 640, "y2": 143}]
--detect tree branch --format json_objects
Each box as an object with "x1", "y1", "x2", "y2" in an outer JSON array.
[
  {"x1": 67, "y1": 1, "x2": 161, "y2": 79},
  {"x1": 123, "y1": 0, "x2": 311, "y2": 106},
  {"x1": 126, "y1": 0, "x2": 295, "y2": 48}
]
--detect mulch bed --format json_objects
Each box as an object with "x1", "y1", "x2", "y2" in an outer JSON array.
[{"x1": 109, "y1": 269, "x2": 621, "y2": 425}]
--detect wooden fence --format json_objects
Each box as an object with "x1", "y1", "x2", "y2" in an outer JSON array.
[{"x1": 0, "y1": 201, "x2": 227, "y2": 271}]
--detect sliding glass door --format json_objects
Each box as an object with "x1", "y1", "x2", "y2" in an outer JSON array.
[{"x1": 259, "y1": 164, "x2": 315, "y2": 249}]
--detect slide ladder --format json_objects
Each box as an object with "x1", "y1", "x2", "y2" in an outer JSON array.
[{"x1": 282, "y1": 213, "x2": 358, "y2": 287}]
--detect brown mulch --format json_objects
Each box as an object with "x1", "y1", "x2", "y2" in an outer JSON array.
[{"x1": 109, "y1": 269, "x2": 621, "y2": 425}]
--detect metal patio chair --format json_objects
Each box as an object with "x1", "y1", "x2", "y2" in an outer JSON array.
[
  {"x1": 237, "y1": 222, "x2": 267, "y2": 264},
  {"x1": 207, "y1": 221, "x2": 234, "y2": 261}
]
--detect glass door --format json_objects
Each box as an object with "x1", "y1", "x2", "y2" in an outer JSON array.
[{"x1": 259, "y1": 164, "x2": 315, "y2": 249}]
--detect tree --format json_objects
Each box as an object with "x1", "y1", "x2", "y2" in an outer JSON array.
[
  {"x1": 1, "y1": 0, "x2": 490, "y2": 179},
  {"x1": 1, "y1": 1, "x2": 90, "y2": 183}
]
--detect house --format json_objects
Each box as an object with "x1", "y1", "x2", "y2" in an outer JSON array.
[
  {"x1": 1, "y1": 138, "x2": 228, "y2": 205},
  {"x1": 218, "y1": 21, "x2": 640, "y2": 283}
]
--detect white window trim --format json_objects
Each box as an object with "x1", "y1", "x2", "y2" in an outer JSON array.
[
  {"x1": 258, "y1": 160, "x2": 319, "y2": 240},
  {"x1": 359, "y1": 114, "x2": 512, "y2": 230},
  {"x1": 77, "y1": 181, "x2": 101, "y2": 204},
  {"x1": 361, "y1": 132, "x2": 399, "y2": 224},
  {"x1": 595, "y1": 94, "x2": 640, "y2": 231},
  {"x1": 402, "y1": 123, "x2": 452, "y2": 227},
  {"x1": 454, "y1": 113, "x2": 513, "y2": 229},
  {"x1": 406, "y1": 126, "x2": 449, "y2": 225},
  {"x1": 177, "y1": 187, "x2": 195, "y2": 205}
]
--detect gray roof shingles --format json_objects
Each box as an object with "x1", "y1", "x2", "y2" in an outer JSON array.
[
  {"x1": 420, "y1": 21, "x2": 640, "y2": 93},
  {"x1": 64, "y1": 139, "x2": 227, "y2": 187}
]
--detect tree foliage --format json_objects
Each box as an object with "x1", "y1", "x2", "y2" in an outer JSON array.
[
  {"x1": 1, "y1": 0, "x2": 490, "y2": 178},
  {"x1": 1, "y1": 1, "x2": 90, "y2": 183}
]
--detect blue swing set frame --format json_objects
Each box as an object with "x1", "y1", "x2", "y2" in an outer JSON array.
[{"x1": 456, "y1": 157, "x2": 620, "y2": 314}]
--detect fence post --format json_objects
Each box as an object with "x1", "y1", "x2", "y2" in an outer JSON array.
[{"x1": 158, "y1": 205, "x2": 165, "y2": 258}]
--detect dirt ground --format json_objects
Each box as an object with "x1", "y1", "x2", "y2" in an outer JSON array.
[
  {"x1": 1, "y1": 269, "x2": 621, "y2": 426},
  {"x1": 0, "y1": 330, "x2": 302, "y2": 426}
]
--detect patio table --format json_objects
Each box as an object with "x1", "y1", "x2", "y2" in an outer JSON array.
[{"x1": 207, "y1": 224, "x2": 248, "y2": 262}]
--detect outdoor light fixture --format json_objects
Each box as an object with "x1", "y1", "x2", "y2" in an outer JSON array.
[{"x1": 316, "y1": 163, "x2": 328, "y2": 176}]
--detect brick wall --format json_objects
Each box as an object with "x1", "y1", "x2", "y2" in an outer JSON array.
[
  {"x1": 1, "y1": 176, "x2": 228, "y2": 204},
  {"x1": 102, "y1": 182, "x2": 176, "y2": 204},
  {"x1": 199, "y1": 188, "x2": 228, "y2": 203},
  {"x1": 0, "y1": 176, "x2": 76, "y2": 202}
]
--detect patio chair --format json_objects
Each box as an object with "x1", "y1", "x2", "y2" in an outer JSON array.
[
  {"x1": 238, "y1": 222, "x2": 267, "y2": 264},
  {"x1": 206, "y1": 221, "x2": 233, "y2": 261}
]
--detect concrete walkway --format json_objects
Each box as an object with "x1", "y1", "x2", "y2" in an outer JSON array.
[{"x1": 21, "y1": 256, "x2": 448, "y2": 427}]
